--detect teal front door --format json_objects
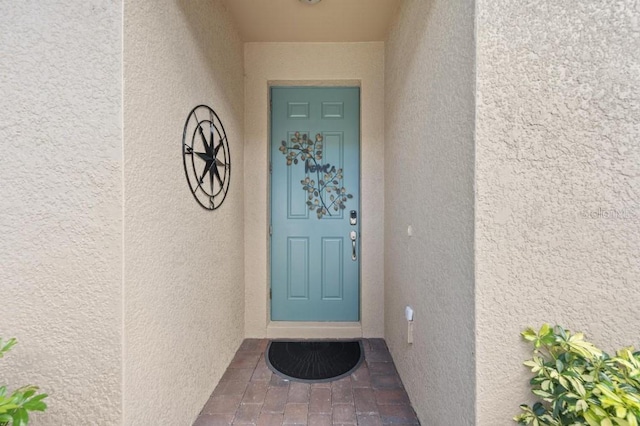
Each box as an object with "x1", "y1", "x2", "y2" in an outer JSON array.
[{"x1": 270, "y1": 87, "x2": 360, "y2": 321}]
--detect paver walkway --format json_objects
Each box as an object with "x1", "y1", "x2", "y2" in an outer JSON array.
[{"x1": 193, "y1": 338, "x2": 419, "y2": 425}]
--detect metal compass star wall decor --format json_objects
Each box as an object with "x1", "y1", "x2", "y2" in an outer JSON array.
[{"x1": 182, "y1": 105, "x2": 231, "y2": 210}]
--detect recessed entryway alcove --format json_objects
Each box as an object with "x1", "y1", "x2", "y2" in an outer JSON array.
[{"x1": 243, "y1": 44, "x2": 386, "y2": 340}]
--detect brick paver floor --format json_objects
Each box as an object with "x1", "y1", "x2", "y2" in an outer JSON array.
[{"x1": 193, "y1": 339, "x2": 419, "y2": 425}]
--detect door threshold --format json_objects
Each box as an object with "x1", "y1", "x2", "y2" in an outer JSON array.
[{"x1": 267, "y1": 321, "x2": 362, "y2": 339}]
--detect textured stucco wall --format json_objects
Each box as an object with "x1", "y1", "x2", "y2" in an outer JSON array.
[
  {"x1": 0, "y1": 1, "x2": 123, "y2": 424},
  {"x1": 384, "y1": 0, "x2": 476, "y2": 424},
  {"x1": 123, "y1": 0, "x2": 245, "y2": 424},
  {"x1": 244, "y1": 42, "x2": 385, "y2": 338},
  {"x1": 476, "y1": 1, "x2": 640, "y2": 424}
]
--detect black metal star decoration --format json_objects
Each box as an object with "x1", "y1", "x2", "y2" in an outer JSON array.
[{"x1": 182, "y1": 105, "x2": 231, "y2": 210}]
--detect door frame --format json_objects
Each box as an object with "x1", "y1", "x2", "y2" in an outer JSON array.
[{"x1": 267, "y1": 81, "x2": 363, "y2": 336}]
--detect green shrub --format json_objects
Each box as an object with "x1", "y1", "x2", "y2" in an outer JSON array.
[
  {"x1": 515, "y1": 324, "x2": 640, "y2": 426},
  {"x1": 0, "y1": 338, "x2": 48, "y2": 426}
]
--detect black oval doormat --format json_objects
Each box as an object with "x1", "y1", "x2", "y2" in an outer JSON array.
[{"x1": 266, "y1": 340, "x2": 364, "y2": 383}]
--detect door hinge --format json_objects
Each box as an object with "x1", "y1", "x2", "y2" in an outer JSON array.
[
  {"x1": 269, "y1": 161, "x2": 272, "y2": 174},
  {"x1": 269, "y1": 288, "x2": 272, "y2": 299},
  {"x1": 269, "y1": 225, "x2": 273, "y2": 236}
]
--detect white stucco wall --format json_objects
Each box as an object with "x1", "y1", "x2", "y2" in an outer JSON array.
[
  {"x1": 123, "y1": 0, "x2": 245, "y2": 424},
  {"x1": 476, "y1": 1, "x2": 640, "y2": 424},
  {"x1": 0, "y1": 1, "x2": 123, "y2": 424},
  {"x1": 244, "y1": 43, "x2": 385, "y2": 338},
  {"x1": 384, "y1": 0, "x2": 476, "y2": 424}
]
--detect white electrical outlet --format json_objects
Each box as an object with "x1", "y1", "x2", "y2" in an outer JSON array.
[
  {"x1": 405, "y1": 306, "x2": 414, "y2": 321},
  {"x1": 405, "y1": 306, "x2": 414, "y2": 344}
]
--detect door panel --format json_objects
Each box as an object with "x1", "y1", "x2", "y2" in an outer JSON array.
[
  {"x1": 321, "y1": 238, "x2": 344, "y2": 300},
  {"x1": 287, "y1": 237, "x2": 309, "y2": 299},
  {"x1": 270, "y1": 87, "x2": 360, "y2": 321}
]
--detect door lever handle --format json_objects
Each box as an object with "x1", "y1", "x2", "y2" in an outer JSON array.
[{"x1": 350, "y1": 231, "x2": 357, "y2": 261}]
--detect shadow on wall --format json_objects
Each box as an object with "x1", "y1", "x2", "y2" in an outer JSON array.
[
  {"x1": 385, "y1": 0, "x2": 434, "y2": 105},
  {"x1": 176, "y1": 0, "x2": 243, "y2": 121},
  {"x1": 383, "y1": 0, "x2": 476, "y2": 424}
]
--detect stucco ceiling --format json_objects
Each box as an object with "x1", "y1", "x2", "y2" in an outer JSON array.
[{"x1": 220, "y1": 0, "x2": 402, "y2": 42}]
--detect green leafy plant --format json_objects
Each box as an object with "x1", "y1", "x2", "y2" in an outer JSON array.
[
  {"x1": 515, "y1": 324, "x2": 640, "y2": 426},
  {"x1": 0, "y1": 338, "x2": 48, "y2": 426}
]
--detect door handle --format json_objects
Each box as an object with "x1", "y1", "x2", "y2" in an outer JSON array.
[{"x1": 350, "y1": 231, "x2": 357, "y2": 261}]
